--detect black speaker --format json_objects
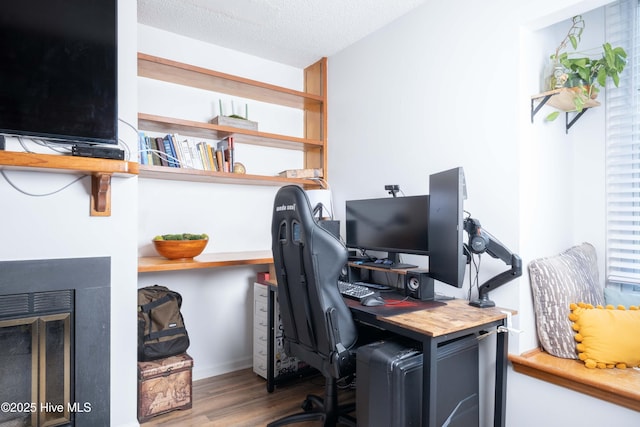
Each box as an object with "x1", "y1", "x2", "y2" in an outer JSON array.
[
  {"x1": 340, "y1": 264, "x2": 350, "y2": 281},
  {"x1": 340, "y1": 264, "x2": 366, "y2": 282},
  {"x1": 404, "y1": 271, "x2": 434, "y2": 301}
]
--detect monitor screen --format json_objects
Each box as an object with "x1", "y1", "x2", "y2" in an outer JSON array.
[
  {"x1": 428, "y1": 167, "x2": 467, "y2": 288},
  {"x1": 345, "y1": 195, "x2": 430, "y2": 257},
  {"x1": 0, "y1": 0, "x2": 118, "y2": 145}
]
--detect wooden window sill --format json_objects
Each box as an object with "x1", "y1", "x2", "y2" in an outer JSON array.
[{"x1": 509, "y1": 349, "x2": 640, "y2": 412}]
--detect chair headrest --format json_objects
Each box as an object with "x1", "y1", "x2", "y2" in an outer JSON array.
[{"x1": 273, "y1": 185, "x2": 316, "y2": 228}]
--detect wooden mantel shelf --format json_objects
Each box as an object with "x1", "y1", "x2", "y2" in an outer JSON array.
[
  {"x1": 138, "y1": 250, "x2": 273, "y2": 273},
  {"x1": 0, "y1": 151, "x2": 139, "y2": 216}
]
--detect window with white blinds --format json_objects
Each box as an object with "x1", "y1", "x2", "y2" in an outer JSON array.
[{"x1": 605, "y1": 0, "x2": 640, "y2": 288}]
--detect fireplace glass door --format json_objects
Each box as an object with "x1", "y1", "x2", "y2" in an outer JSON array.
[{"x1": 0, "y1": 313, "x2": 71, "y2": 427}]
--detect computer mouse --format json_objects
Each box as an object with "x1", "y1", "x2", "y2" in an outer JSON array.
[{"x1": 361, "y1": 295, "x2": 385, "y2": 307}]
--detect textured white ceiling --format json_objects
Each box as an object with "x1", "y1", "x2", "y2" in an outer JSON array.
[{"x1": 138, "y1": 0, "x2": 425, "y2": 68}]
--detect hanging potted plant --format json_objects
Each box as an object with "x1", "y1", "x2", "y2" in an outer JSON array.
[
  {"x1": 544, "y1": 16, "x2": 627, "y2": 121},
  {"x1": 547, "y1": 15, "x2": 585, "y2": 90},
  {"x1": 556, "y1": 43, "x2": 627, "y2": 110}
]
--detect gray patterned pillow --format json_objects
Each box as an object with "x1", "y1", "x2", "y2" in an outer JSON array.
[{"x1": 528, "y1": 243, "x2": 604, "y2": 359}]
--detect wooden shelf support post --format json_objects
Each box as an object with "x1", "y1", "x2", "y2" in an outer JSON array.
[{"x1": 91, "y1": 173, "x2": 112, "y2": 216}]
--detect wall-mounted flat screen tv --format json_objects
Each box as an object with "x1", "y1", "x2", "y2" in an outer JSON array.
[{"x1": 0, "y1": 0, "x2": 117, "y2": 145}]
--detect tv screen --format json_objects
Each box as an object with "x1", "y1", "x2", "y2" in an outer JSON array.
[
  {"x1": 0, "y1": 0, "x2": 118, "y2": 145},
  {"x1": 428, "y1": 167, "x2": 467, "y2": 288},
  {"x1": 345, "y1": 195, "x2": 430, "y2": 257}
]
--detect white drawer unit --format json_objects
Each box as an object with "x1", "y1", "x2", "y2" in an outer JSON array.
[
  {"x1": 253, "y1": 283, "x2": 269, "y2": 377},
  {"x1": 253, "y1": 282, "x2": 307, "y2": 387}
]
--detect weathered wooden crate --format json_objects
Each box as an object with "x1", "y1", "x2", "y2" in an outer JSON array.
[{"x1": 137, "y1": 353, "x2": 193, "y2": 423}]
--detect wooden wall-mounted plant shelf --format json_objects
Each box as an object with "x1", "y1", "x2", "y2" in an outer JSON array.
[
  {"x1": 0, "y1": 151, "x2": 139, "y2": 216},
  {"x1": 531, "y1": 88, "x2": 601, "y2": 133}
]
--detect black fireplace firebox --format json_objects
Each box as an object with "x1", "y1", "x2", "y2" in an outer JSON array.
[
  {"x1": 0, "y1": 290, "x2": 74, "y2": 427},
  {"x1": 0, "y1": 258, "x2": 110, "y2": 427}
]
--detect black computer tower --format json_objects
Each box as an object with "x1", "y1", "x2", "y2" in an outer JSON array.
[{"x1": 356, "y1": 335, "x2": 479, "y2": 427}]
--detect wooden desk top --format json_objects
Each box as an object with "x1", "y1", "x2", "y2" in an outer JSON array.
[
  {"x1": 259, "y1": 280, "x2": 515, "y2": 339},
  {"x1": 138, "y1": 250, "x2": 273, "y2": 273},
  {"x1": 380, "y1": 299, "x2": 514, "y2": 338}
]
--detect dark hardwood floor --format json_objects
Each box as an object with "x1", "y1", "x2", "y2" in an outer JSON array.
[{"x1": 141, "y1": 368, "x2": 356, "y2": 427}]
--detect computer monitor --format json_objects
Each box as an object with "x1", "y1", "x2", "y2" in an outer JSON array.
[
  {"x1": 345, "y1": 195, "x2": 430, "y2": 263},
  {"x1": 428, "y1": 167, "x2": 467, "y2": 288}
]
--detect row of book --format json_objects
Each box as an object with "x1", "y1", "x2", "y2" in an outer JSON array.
[{"x1": 138, "y1": 132, "x2": 235, "y2": 172}]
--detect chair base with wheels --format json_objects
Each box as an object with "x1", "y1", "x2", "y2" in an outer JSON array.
[{"x1": 267, "y1": 377, "x2": 356, "y2": 427}]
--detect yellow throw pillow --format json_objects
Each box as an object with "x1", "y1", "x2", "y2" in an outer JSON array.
[{"x1": 569, "y1": 302, "x2": 640, "y2": 369}]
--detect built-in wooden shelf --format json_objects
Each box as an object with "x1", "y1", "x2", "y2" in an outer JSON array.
[
  {"x1": 138, "y1": 250, "x2": 273, "y2": 273},
  {"x1": 138, "y1": 53, "x2": 323, "y2": 110},
  {"x1": 138, "y1": 113, "x2": 323, "y2": 151},
  {"x1": 138, "y1": 164, "x2": 320, "y2": 186},
  {"x1": 137, "y1": 53, "x2": 327, "y2": 188},
  {"x1": 0, "y1": 151, "x2": 138, "y2": 216}
]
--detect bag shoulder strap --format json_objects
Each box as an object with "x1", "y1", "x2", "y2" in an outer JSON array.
[{"x1": 139, "y1": 293, "x2": 176, "y2": 313}]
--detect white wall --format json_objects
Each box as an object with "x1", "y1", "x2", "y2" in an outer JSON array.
[
  {"x1": 136, "y1": 25, "x2": 307, "y2": 380},
  {"x1": 512, "y1": 7, "x2": 625, "y2": 426},
  {"x1": 329, "y1": 0, "x2": 525, "y2": 340},
  {"x1": 0, "y1": 1, "x2": 139, "y2": 426},
  {"x1": 508, "y1": 371, "x2": 638, "y2": 426},
  {"x1": 518, "y1": 5, "x2": 608, "y2": 352},
  {"x1": 328, "y1": 0, "x2": 632, "y2": 425},
  {"x1": 1, "y1": 1, "x2": 630, "y2": 425}
]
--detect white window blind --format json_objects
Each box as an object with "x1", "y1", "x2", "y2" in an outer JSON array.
[{"x1": 606, "y1": 0, "x2": 640, "y2": 287}]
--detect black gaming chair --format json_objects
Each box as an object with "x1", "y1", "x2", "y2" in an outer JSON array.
[{"x1": 269, "y1": 185, "x2": 358, "y2": 427}]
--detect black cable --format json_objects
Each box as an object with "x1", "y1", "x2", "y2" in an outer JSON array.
[
  {"x1": 467, "y1": 250, "x2": 482, "y2": 301},
  {"x1": 383, "y1": 295, "x2": 411, "y2": 305}
]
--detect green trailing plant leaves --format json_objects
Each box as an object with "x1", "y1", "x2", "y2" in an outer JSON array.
[
  {"x1": 569, "y1": 35, "x2": 578, "y2": 50},
  {"x1": 545, "y1": 111, "x2": 560, "y2": 122}
]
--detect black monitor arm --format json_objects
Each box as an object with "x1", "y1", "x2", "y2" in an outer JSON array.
[{"x1": 463, "y1": 218, "x2": 522, "y2": 308}]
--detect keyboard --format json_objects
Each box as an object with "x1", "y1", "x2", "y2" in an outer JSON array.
[
  {"x1": 353, "y1": 281, "x2": 392, "y2": 291},
  {"x1": 338, "y1": 280, "x2": 376, "y2": 301}
]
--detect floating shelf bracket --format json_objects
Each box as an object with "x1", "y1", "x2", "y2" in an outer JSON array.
[
  {"x1": 565, "y1": 109, "x2": 590, "y2": 134},
  {"x1": 0, "y1": 151, "x2": 137, "y2": 217},
  {"x1": 90, "y1": 173, "x2": 112, "y2": 216},
  {"x1": 531, "y1": 94, "x2": 553, "y2": 123}
]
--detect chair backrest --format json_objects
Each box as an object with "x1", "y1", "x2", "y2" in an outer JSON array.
[{"x1": 271, "y1": 185, "x2": 357, "y2": 377}]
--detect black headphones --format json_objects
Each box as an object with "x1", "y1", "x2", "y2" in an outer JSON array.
[{"x1": 463, "y1": 217, "x2": 490, "y2": 254}]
